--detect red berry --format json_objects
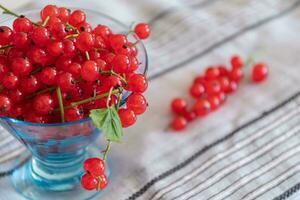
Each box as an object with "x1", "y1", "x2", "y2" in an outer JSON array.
[
  {"x1": 20, "y1": 75, "x2": 40, "y2": 93},
  {"x1": 128, "y1": 56, "x2": 139, "y2": 72},
  {"x1": 56, "y1": 56, "x2": 72, "y2": 71},
  {"x1": 193, "y1": 75, "x2": 206, "y2": 85},
  {"x1": 118, "y1": 108, "x2": 137, "y2": 128},
  {"x1": 7, "y1": 89, "x2": 23, "y2": 103},
  {"x1": 3, "y1": 73, "x2": 19, "y2": 89},
  {"x1": 251, "y1": 63, "x2": 268, "y2": 83},
  {"x1": 183, "y1": 110, "x2": 197, "y2": 122},
  {"x1": 109, "y1": 34, "x2": 127, "y2": 49},
  {"x1": 102, "y1": 76, "x2": 121, "y2": 89},
  {"x1": 83, "y1": 158, "x2": 105, "y2": 176},
  {"x1": 62, "y1": 40, "x2": 76, "y2": 57},
  {"x1": 230, "y1": 55, "x2": 243, "y2": 69},
  {"x1": 0, "y1": 26, "x2": 12, "y2": 45},
  {"x1": 93, "y1": 25, "x2": 111, "y2": 40},
  {"x1": 193, "y1": 99, "x2": 211, "y2": 116},
  {"x1": 56, "y1": 72, "x2": 75, "y2": 92},
  {"x1": 47, "y1": 41, "x2": 63, "y2": 57},
  {"x1": 58, "y1": 7, "x2": 70, "y2": 22},
  {"x1": 229, "y1": 68, "x2": 243, "y2": 82},
  {"x1": 0, "y1": 95, "x2": 11, "y2": 116},
  {"x1": 127, "y1": 74, "x2": 148, "y2": 93},
  {"x1": 65, "y1": 106, "x2": 84, "y2": 122},
  {"x1": 80, "y1": 173, "x2": 97, "y2": 191},
  {"x1": 126, "y1": 93, "x2": 147, "y2": 115},
  {"x1": 0, "y1": 64, "x2": 8, "y2": 79},
  {"x1": 112, "y1": 55, "x2": 130, "y2": 73},
  {"x1": 12, "y1": 32, "x2": 30, "y2": 49},
  {"x1": 171, "y1": 116, "x2": 187, "y2": 131},
  {"x1": 68, "y1": 63, "x2": 82, "y2": 78},
  {"x1": 171, "y1": 98, "x2": 187, "y2": 114},
  {"x1": 69, "y1": 10, "x2": 86, "y2": 26},
  {"x1": 225, "y1": 81, "x2": 238, "y2": 93},
  {"x1": 40, "y1": 5, "x2": 58, "y2": 21},
  {"x1": 81, "y1": 61, "x2": 99, "y2": 82},
  {"x1": 11, "y1": 57, "x2": 32, "y2": 76},
  {"x1": 50, "y1": 22, "x2": 67, "y2": 39},
  {"x1": 76, "y1": 32, "x2": 95, "y2": 52},
  {"x1": 205, "y1": 80, "x2": 221, "y2": 95},
  {"x1": 205, "y1": 67, "x2": 220, "y2": 80},
  {"x1": 134, "y1": 23, "x2": 150, "y2": 40},
  {"x1": 189, "y1": 83, "x2": 205, "y2": 99},
  {"x1": 33, "y1": 93, "x2": 54, "y2": 115},
  {"x1": 31, "y1": 27, "x2": 50, "y2": 47},
  {"x1": 218, "y1": 76, "x2": 230, "y2": 92},
  {"x1": 78, "y1": 22, "x2": 92, "y2": 33},
  {"x1": 207, "y1": 95, "x2": 220, "y2": 111},
  {"x1": 12, "y1": 18, "x2": 32, "y2": 33},
  {"x1": 217, "y1": 65, "x2": 228, "y2": 76},
  {"x1": 27, "y1": 47, "x2": 48, "y2": 65}
]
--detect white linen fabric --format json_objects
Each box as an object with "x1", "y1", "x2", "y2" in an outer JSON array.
[{"x1": 0, "y1": 0, "x2": 300, "y2": 199}]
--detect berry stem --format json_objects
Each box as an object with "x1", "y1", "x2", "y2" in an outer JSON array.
[
  {"x1": 41, "y1": 16, "x2": 50, "y2": 27},
  {"x1": 65, "y1": 33, "x2": 79, "y2": 39},
  {"x1": 0, "y1": 4, "x2": 19, "y2": 18},
  {"x1": 55, "y1": 89, "x2": 120, "y2": 111},
  {"x1": 56, "y1": 87, "x2": 65, "y2": 123},
  {"x1": 0, "y1": 44, "x2": 13, "y2": 50},
  {"x1": 85, "y1": 51, "x2": 90, "y2": 60},
  {"x1": 106, "y1": 87, "x2": 114, "y2": 108},
  {"x1": 25, "y1": 86, "x2": 56, "y2": 99},
  {"x1": 100, "y1": 70, "x2": 128, "y2": 85},
  {"x1": 65, "y1": 23, "x2": 80, "y2": 34},
  {"x1": 116, "y1": 89, "x2": 123, "y2": 109},
  {"x1": 102, "y1": 140, "x2": 111, "y2": 161},
  {"x1": 30, "y1": 67, "x2": 42, "y2": 75}
]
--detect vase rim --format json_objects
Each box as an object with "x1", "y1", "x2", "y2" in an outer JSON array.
[{"x1": 0, "y1": 8, "x2": 149, "y2": 127}]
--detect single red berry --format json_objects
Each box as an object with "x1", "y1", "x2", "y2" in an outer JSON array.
[
  {"x1": 20, "y1": 75, "x2": 41, "y2": 93},
  {"x1": 40, "y1": 5, "x2": 58, "y2": 21},
  {"x1": 31, "y1": 27, "x2": 50, "y2": 47},
  {"x1": 65, "y1": 106, "x2": 84, "y2": 122},
  {"x1": 78, "y1": 22, "x2": 92, "y2": 33},
  {"x1": 94, "y1": 35, "x2": 108, "y2": 49},
  {"x1": 193, "y1": 99, "x2": 211, "y2": 116},
  {"x1": 128, "y1": 56, "x2": 139, "y2": 72},
  {"x1": 47, "y1": 17, "x2": 62, "y2": 26},
  {"x1": 12, "y1": 18, "x2": 32, "y2": 33},
  {"x1": 225, "y1": 81, "x2": 238, "y2": 94},
  {"x1": 0, "y1": 26, "x2": 12, "y2": 45},
  {"x1": 134, "y1": 23, "x2": 151, "y2": 40},
  {"x1": 109, "y1": 34, "x2": 127, "y2": 49},
  {"x1": 76, "y1": 32, "x2": 95, "y2": 52},
  {"x1": 112, "y1": 55, "x2": 130, "y2": 73},
  {"x1": 101, "y1": 53, "x2": 115, "y2": 64},
  {"x1": 3, "y1": 73, "x2": 19, "y2": 89},
  {"x1": 69, "y1": 10, "x2": 86, "y2": 26},
  {"x1": 115, "y1": 45, "x2": 131, "y2": 56},
  {"x1": 126, "y1": 93, "x2": 147, "y2": 115},
  {"x1": 218, "y1": 76, "x2": 230, "y2": 92},
  {"x1": 96, "y1": 174, "x2": 108, "y2": 190},
  {"x1": 205, "y1": 80, "x2": 221, "y2": 95},
  {"x1": 50, "y1": 22, "x2": 67, "y2": 39},
  {"x1": 27, "y1": 47, "x2": 48, "y2": 65},
  {"x1": 189, "y1": 83, "x2": 205, "y2": 99},
  {"x1": 183, "y1": 110, "x2": 197, "y2": 122},
  {"x1": 81, "y1": 61, "x2": 99, "y2": 82},
  {"x1": 217, "y1": 65, "x2": 228, "y2": 76},
  {"x1": 118, "y1": 108, "x2": 137, "y2": 128},
  {"x1": 11, "y1": 57, "x2": 32, "y2": 76},
  {"x1": 127, "y1": 74, "x2": 148, "y2": 93},
  {"x1": 230, "y1": 55, "x2": 243, "y2": 69},
  {"x1": 7, "y1": 89, "x2": 23, "y2": 103},
  {"x1": 12, "y1": 32, "x2": 31, "y2": 49},
  {"x1": 68, "y1": 63, "x2": 82, "y2": 78},
  {"x1": 56, "y1": 72, "x2": 75, "y2": 92},
  {"x1": 33, "y1": 93, "x2": 54, "y2": 115},
  {"x1": 80, "y1": 173, "x2": 97, "y2": 191},
  {"x1": 47, "y1": 41, "x2": 63, "y2": 57},
  {"x1": 0, "y1": 95, "x2": 11, "y2": 116},
  {"x1": 93, "y1": 25, "x2": 111, "y2": 40},
  {"x1": 171, "y1": 98, "x2": 187, "y2": 114},
  {"x1": 251, "y1": 63, "x2": 268, "y2": 83},
  {"x1": 102, "y1": 76, "x2": 121, "y2": 89},
  {"x1": 205, "y1": 67, "x2": 220, "y2": 80},
  {"x1": 62, "y1": 40, "x2": 76, "y2": 58},
  {"x1": 83, "y1": 158, "x2": 105, "y2": 176},
  {"x1": 89, "y1": 50, "x2": 101, "y2": 60},
  {"x1": 171, "y1": 116, "x2": 187, "y2": 131},
  {"x1": 56, "y1": 56, "x2": 72, "y2": 71},
  {"x1": 207, "y1": 95, "x2": 220, "y2": 111},
  {"x1": 193, "y1": 75, "x2": 206, "y2": 85},
  {"x1": 95, "y1": 59, "x2": 108, "y2": 71},
  {"x1": 128, "y1": 43, "x2": 138, "y2": 57},
  {"x1": 229, "y1": 68, "x2": 243, "y2": 82},
  {"x1": 58, "y1": 7, "x2": 70, "y2": 22}
]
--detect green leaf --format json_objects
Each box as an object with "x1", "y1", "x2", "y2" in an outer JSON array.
[{"x1": 90, "y1": 107, "x2": 123, "y2": 142}]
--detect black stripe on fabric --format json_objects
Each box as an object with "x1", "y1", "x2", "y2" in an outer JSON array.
[
  {"x1": 273, "y1": 182, "x2": 300, "y2": 200},
  {"x1": 149, "y1": 106, "x2": 299, "y2": 200},
  {"x1": 125, "y1": 91, "x2": 300, "y2": 200},
  {"x1": 148, "y1": 0, "x2": 300, "y2": 81}
]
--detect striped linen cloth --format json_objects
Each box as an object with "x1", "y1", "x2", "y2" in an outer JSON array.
[{"x1": 1, "y1": 0, "x2": 300, "y2": 199}]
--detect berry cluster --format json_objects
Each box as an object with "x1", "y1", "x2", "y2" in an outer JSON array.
[
  {"x1": 81, "y1": 158, "x2": 107, "y2": 190},
  {"x1": 170, "y1": 55, "x2": 268, "y2": 131},
  {"x1": 0, "y1": 4, "x2": 151, "y2": 191},
  {"x1": 0, "y1": 5, "x2": 150, "y2": 128}
]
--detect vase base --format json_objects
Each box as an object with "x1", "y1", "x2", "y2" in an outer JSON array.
[{"x1": 11, "y1": 145, "x2": 110, "y2": 200}]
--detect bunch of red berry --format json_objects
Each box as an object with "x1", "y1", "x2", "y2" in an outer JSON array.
[
  {"x1": 170, "y1": 55, "x2": 268, "y2": 131},
  {"x1": 80, "y1": 158, "x2": 108, "y2": 191},
  {"x1": 0, "y1": 4, "x2": 150, "y2": 127}
]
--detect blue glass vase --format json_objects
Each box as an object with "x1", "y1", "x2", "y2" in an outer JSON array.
[{"x1": 0, "y1": 8, "x2": 148, "y2": 200}]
